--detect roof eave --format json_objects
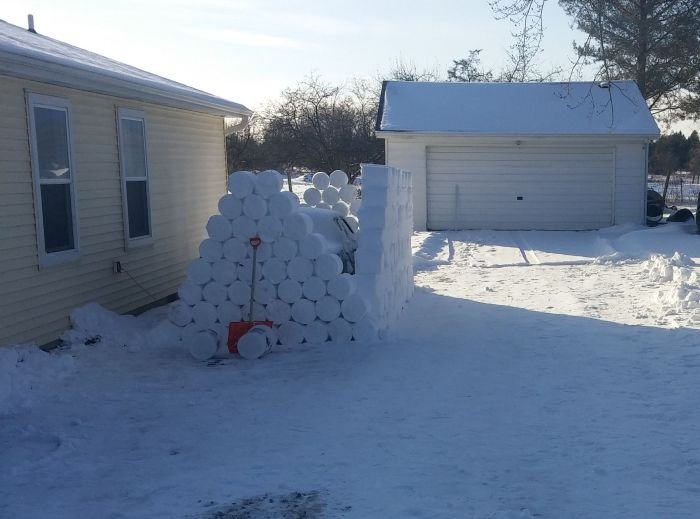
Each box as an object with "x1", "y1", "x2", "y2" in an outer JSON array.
[
  {"x1": 0, "y1": 50, "x2": 252, "y2": 118},
  {"x1": 376, "y1": 129, "x2": 660, "y2": 140}
]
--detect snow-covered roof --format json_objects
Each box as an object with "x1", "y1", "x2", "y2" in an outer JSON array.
[
  {"x1": 0, "y1": 19, "x2": 251, "y2": 118},
  {"x1": 377, "y1": 80, "x2": 659, "y2": 138}
]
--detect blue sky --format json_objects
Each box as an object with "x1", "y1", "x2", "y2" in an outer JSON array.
[{"x1": 3, "y1": 0, "x2": 696, "y2": 133}]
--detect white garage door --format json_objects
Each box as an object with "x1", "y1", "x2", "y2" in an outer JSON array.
[{"x1": 427, "y1": 145, "x2": 615, "y2": 230}]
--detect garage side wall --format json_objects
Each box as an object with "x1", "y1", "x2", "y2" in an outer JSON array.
[
  {"x1": 614, "y1": 142, "x2": 647, "y2": 225},
  {"x1": 0, "y1": 75, "x2": 226, "y2": 346},
  {"x1": 384, "y1": 140, "x2": 427, "y2": 230}
]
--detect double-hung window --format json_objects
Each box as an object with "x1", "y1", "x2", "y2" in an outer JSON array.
[
  {"x1": 117, "y1": 108, "x2": 151, "y2": 243},
  {"x1": 27, "y1": 93, "x2": 79, "y2": 266}
]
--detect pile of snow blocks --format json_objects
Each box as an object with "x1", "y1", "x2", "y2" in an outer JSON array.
[
  {"x1": 355, "y1": 164, "x2": 414, "y2": 330},
  {"x1": 170, "y1": 166, "x2": 413, "y2": 353},
  {"x1": 169, "y1": 166, "x2": 413, "y2": 356}
]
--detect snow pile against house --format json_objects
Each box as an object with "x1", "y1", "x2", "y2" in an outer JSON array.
[{"x1": 169, "y1": 167, "x2": 413, "y2": 355}]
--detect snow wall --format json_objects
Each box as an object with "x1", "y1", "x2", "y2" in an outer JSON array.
[
  {"x1": 169, "y1": 165, "x2": 413, "y2": 354},
  {"x1": 354, "y1": 164, "x2": 414, "y2": 332}
]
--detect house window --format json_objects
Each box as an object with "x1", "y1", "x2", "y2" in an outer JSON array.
[
  {"x1": 27, "y1": 93, "x2": 79, "y2": 266},
  {"x1": 117, "y1": 108, "x2": 151, "y2": 241}
]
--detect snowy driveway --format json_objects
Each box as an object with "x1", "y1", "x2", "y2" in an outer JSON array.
[{"x1": 4, "y1": 225, "x2": 700, "y2": 518}]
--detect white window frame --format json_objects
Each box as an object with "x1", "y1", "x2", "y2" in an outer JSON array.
[
  {"x1": 26, "y1": 92, "x2": 80, "y2": 267},
  {"x1": 116, "y1": 108, "x2": 153, "y2": 247}
]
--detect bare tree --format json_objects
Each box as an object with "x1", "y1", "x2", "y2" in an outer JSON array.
[
  {"x1": 386, "y1": 58, "x2": 442, "y2": 82},
  {"x1": 259, "y1": 75, "x2": 383, "y2": 180},
  {"x1": 447, "y1": 50, "x2": 495, "y2": 82}
]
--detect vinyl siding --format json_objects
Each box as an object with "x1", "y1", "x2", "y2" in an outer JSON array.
[
  {"x1": 383, "y1": 135, "x2": 648, "y2": 230},
  {"x1": 0, "y1": 74, "x2": 226, "y2": 346},
  {"x1": 385, "y1": 140, "x2": 427, "y2": 230},
  {"x1": 614, "y1": 143, "x2": 647, "y2": 224}
]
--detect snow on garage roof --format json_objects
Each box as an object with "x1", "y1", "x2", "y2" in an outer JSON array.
[
  {"x1": 0, "y1": 19, "x2": 251, "y2": 118},
  {"x1": 377, "y1": 80, "x2": 659, "y2": 138}
]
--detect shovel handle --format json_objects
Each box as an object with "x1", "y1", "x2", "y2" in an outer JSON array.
[{"x1": 248, "y1": 237, "x2": 261, "y2": 321}]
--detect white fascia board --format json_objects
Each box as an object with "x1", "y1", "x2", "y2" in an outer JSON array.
[{"x1": 376, "y1": 130, "x2": 659, "y2": 141}]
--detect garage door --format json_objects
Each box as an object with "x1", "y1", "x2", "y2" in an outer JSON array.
[{"x1": 427, "y1": 146, "x2": 614, "y2": 230}]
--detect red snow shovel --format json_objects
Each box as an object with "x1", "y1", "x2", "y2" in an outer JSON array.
[{"x1": 228, "y1": 236, "x2": 273, "y2": 354}]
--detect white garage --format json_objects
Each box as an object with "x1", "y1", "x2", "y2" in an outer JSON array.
[{"x1": 376, "y1": 81, "x2": 660, "y2": 231}]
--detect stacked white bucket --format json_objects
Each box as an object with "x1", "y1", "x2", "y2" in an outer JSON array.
[
  {"x1": 354, "y1": 164, "x2": 414, "y2": 331},
  {"x1": 302, "y1": 170, "x2": 361, "y2": 231},
  {"x1": 169, "y1": 169, "x2": 375, "y2": 357}
]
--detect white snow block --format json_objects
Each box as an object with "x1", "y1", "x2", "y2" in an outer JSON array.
[
  {"x1": 291, "y1": 298, "x2": 316, "y2": 325},
  {"x1": 315, "y1": 295, "x2": 341, "y2": 322},
  {"x1": 339, "y1": 184, "x2": 357, "y2": 204},
  {"x1": 243, "y1": 194, "x2": 267, "y2": 220},
  {"x1": 228, "y1": 170, "x2": 256, "y2": 198},
  {"x1": 345, "y1": 215, "x2": 359, "y2": 232},
  {"x1": 178, "y1": 282, "x2": 202, "y2": 306},
  {"x1": 315, "y1": 253, "x2": 343, "y2": 280},
  {"x1": 262, "y1": 258, "x2": 288, "y2": 285},
  {"x1": 273, "y1": 237, "x2": 298, "y2": 261},
  {"x1": 189, "y1": 329, "x2": 219, "y2": 361},
  {"x1": 206, "y1": 215, "x2": 233, "y2": 242},
  {"x1": 302, "y1": 277, "x2": 327, "y2": 302},
  {"x1": 180, "y1": 322, "x2": 201, "y2": 345},
  {"x1": 216, "y1": 301, "x2": 242, "y2": 325},
  {"x1": 187, "y1": 259, "x2": 213, "y2": 285},
  {"x1": 341, "y1": 294, "x2": 368, "y2": 322},
  {"x1": 253, "y1": 280, "x2": 276, "y2": 305},
  {"x1": 249, "y1": 241, "x2": 272, "y2": 262},
  {"x1": 218, "y1": 194, "x2": 242, "y2": 220},
  {"x1": 278, "y1": 279, "x2": 303, "y2": 304},
  {"x1": 277, "y1": 320, "x2": 304, "y2": 346},
  {"x1": 241, "y1": 302, "x2": 267, "y2": 321},
  {"x1": 227, "y1": 281, "x2": 251, "y2": 305},
  {"x1": 269, "y1": 191, "x2": 300, "y2": 218},
  {"x1": 315, "y1": 202, "x2": 331, "y2": 210},
  {"x1": 192, "y1": 301, "x2": 218, "y2": 329},
  {"x1": 322, "y1": 186, "x2": 340, "y2": 205},
  {"x1": 266, "y1": 300, "x2": 292, "y2": 323},
  {"x1": 304, "y1": 320, "x2": 328, "y2": 344},
  {"x1": 257, "y1": 215, "x2": 283, "y2": 242},
  {"x1": 231, "y1": 215, "x2": 257, "y2": 241},
  {"x1": 328, "y1": 318, "x2": 353, "y2": 343},
  {"x1": 299, "y1": 233, "x2": 328, "y2": 260},
  {"x1": 312, "y1": 171, "x2": 330, "y2": 190},
  {"x1": 202, "y1": 281, "x2": 228, "y2": 306},
  {"x1": 223, "y1": 238, "x2": 247, "y2": 262},
  {"x1": 199, "y1": 239, "x2": 223, "y2": 262},
  {"x1": 327, "y1": 273, "x2": 356, "y2": 300},
  {"x1": 168, "y1": 301, "x2": 193, "y2": 327},
  {"x1": 211, "y1": 259, "x2": 238, "y2": 285},
  {"x1": 237, "y1": 258, "x2": 263, "y2": 284},
  {"x1": 352, "y1": 318, "x2": 378, "y2": 343},
  {"x1": 254, "y1": 169, "x2": 283, "y2": 198},
  {"x1": 329, "y1": 169, "x2": 349, "y2": 188},
  {"x1": 287, "y1": 257, "x2": 314, "y2": 283},
  {"x1": 332, "y1": 202, "x2": 349, "y2": 217},
  {"x1": 238, "y1": 325, "x2": 275, "y2": 360},
  {"x1": 282, "y1": 212, "x2": 313, "y2": 240},
  {"x1": 349, "y1": 197, "x2": 361, "y2": 215},
  {"x1": 303, "y1": 187, "x2": 322, "y2": 206}
]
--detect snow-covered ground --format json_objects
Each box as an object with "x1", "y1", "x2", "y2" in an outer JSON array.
[{"x1": 3, "y1": 222, "x2": 700, "y2": 518}]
